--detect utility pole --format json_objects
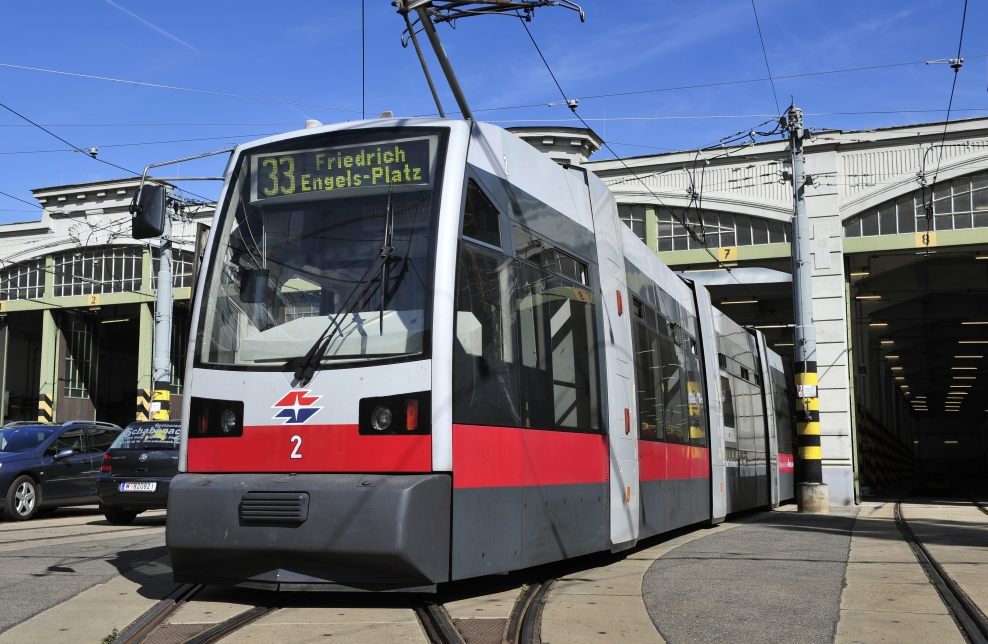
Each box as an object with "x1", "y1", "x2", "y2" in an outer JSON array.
[
  {"x1": 151, "y1": 208, "x2": 173, "y2": 421},
  {"x1": 786, "y1": 104, "x2": 828, "y2": 513}
]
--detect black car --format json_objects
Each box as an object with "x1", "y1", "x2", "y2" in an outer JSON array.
[
  {"x1": 0, "y1": 420, "x2": 123, "y2": 521},
  {"x1": 97, "y1": 421, "x2": 180, "y2": 525}
]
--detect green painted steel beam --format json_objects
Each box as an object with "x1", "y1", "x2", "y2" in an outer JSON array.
[{"x1": 656, "y1": 242, "x2": 791, "y2": 267}]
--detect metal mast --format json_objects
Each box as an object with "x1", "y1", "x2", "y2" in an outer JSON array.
[
  {"x1": 786, "y1": 104, "x2": 829, "y2": 513},
  {"x1": 151, "y1": 212, "x2": 173, "y2": 421}
]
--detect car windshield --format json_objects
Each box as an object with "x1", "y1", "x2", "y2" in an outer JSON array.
[
  {"x1": 0, "y1": 426, "x2": 57, "y2": 453},
  {"x1": 198, "y1": 128, "x2": 447, "y2": 369},
  {"x1": 111, "y1": 422, "x2": 181, "y2": 450}
]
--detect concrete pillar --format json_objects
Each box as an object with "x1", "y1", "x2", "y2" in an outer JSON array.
[
  {"x1": 136, "y1": 302, "x2": 153, "y2": 421},
  {"x1": 804, "y1": 149, "x2": 855, "y2": 505},
  {"x1": 645, "y1": 206, "x2": 658, "y2": 254},
  {"x1": 38, "y1": 309, "x2": 58, "y2": 423}
]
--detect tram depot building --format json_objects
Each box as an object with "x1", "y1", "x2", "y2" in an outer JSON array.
[
  {"x1": 3, "y1": 117, "x2": 988, "y2": 505},
  {"x1": 0, "y1": 179, "x2": 210, "y2": 428}
]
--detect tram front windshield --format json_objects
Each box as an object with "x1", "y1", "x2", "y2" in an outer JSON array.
[{"x1": 198, "y1": 130, "x2": 446, "y2": 369}]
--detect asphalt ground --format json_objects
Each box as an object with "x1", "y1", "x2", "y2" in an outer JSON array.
[
  {"x1": 0, "y1": 508, "x2": 167, "y2": 635},
  {"x1": 642, "y1": 507, "x2": 858, "y2": 644}
]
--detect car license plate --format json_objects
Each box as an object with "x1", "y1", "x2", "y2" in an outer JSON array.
[{"x1": 119, "y1": 482, "x2": 157, "y2": 492}]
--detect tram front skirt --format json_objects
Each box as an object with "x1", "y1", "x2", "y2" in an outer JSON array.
[{"x1": 166, "y1": 472, "x2": 451, "y2": 591}]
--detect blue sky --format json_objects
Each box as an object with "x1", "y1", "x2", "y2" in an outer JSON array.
[{"x1": 0, "y1": 0, "x2": 985, "y2": 223}]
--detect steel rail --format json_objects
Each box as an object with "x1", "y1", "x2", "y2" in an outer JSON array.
[
  {"x1": 114, "y1": 583, "x2": 202, "y2": 644},
  {"x1": 416, "y1": 577, "x2": 556, "y2": 644},
  {"x1": 896, "y1": 493, "x2": 988, "y2": 644},
  {"x1": 183, "y1": 604, "x2": 279, "y2": 644},
  {"x1": 952, "y1": 485, "x2": 988, "y2": 519},
  {"x1": 116, "y1": 573, "x2": 560, "y2": 644}
]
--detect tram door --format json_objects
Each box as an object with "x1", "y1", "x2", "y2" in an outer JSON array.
[{"x1": 591, "y1": 186, "x2": 640, "y2": 550}]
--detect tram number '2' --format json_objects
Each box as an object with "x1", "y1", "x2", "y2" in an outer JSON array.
[
  {"x1": 290, "y1": 434, "x2": 302, "y2": 459},
  {"x1": 262, "y1": 156, "x2": 297, "y2": 196}
]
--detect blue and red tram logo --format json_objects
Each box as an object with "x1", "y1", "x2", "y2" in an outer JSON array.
[{"x1": 272, "y1": 390, "x2": 323, "y2": 424}]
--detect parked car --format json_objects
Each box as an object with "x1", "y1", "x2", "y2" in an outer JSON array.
[
  {"x1": 97, "y1": 421, "x2": 180, "y2": 525},
  {"x1": 0, "y1": 420, "x2": 123, "y2": 521}
]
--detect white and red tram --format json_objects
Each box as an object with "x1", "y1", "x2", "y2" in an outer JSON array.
[{"x1": 167, "y1": 118, "x2": 796, "y2": 591}]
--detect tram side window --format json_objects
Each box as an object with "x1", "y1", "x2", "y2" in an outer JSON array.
[
  {"x1": 659, "y1": 336, "x2": 688, "y2": 444},
  {"x1": 771, "y1": 367, "x2": 794, "y2": 454},
  {"x1": 462, "y1": 179, "x2": 502, "y2": 248},
  {"x1": 721, "y1": 376, "x2": 736, "y2": 429},
  {"x1": 630, "y1": 295, "x2": 692, "y2": 444},
  {"x1": 515, "y1": 260, "x2": 599, "y2": 431},
  {"x1": 513, "y1": 227, "x2": 588, "y2": 285},
  {"x1": 632, "y1": 305, "x2": 661, "y2": 441},
  {"x1": 685, "y1": 352, "x2": 708, "y2": 447},
  {"x1": 452, "y1": 242, "x2": 601, "y2": 432},
  {"x1": 452, "y1": 244, "x2": 522, "y2": 428}
]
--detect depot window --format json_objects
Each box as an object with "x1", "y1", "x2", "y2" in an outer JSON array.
[
  {"x1": 0, "y1": 258, "x2": 45, "y2": 301},
  {"x1": 843, "y1": 172, "x2": 988, "y2": 237},
  {"x1": 618, "y1": 205, "x2": 789, "y2": 251}
]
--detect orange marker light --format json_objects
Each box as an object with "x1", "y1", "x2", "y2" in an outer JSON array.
[
  {"x1": 626, "y1": 486, "x2": 631, "y2": 502},
  {"x1": 616, "y1": 289, "x2": 623, "y2": 316},
  {"x1": 624, "y1": 408, "x2": 630, "y2": 434},
  {"x1": 406, "y1": 399, "x2": 419, "y2": 431}
]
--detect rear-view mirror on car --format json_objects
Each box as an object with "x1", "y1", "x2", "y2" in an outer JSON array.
[{"x1": 54, "y1": 449, "x2": 74, "y2": 459}]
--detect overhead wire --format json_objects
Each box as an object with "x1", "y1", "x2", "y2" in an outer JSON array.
[
  {"x1": 517, "y1": 16, "x2": 789, "y2": 327},
  {"x1": 0, "y1": 123, "x2": 298, "y2": 128},
  {"x1": 0, "y1": 132, "x2": 279, "y2": 156},
  {"x1": 749, "y1": 0, "x2": 780, "y2": 115},
  {"x1": 0, "y1": 100, "x2": 221, "y2": 205},
  {"x1": 0, "y1": 190, "x2": 42, "y2": 209},
  {"x1": 6, "y1": 54, "x2": 986, "y2": 123},
  {"x1": 916, "y1": 0, "x2": 969, "y2": 396},
  {"x1": 436, "y1": 55, "x2": 988, "y2": 116},
  {"x1": 923, "y1": 0, "x2": 970, "y2": 221},
  {"x1": 0, "y1": 62, "x2": 361, "y2": 114}
]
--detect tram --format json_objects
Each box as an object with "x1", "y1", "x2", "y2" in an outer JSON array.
[{"x1": 166, "y1": 118, "x2": 796, "y2": 591}]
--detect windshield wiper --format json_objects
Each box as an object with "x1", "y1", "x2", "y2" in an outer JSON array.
[
  {"x1": 380, "y1": 183, "x2": 396, "y2": 336},
  {"x1": 293, "y1": 182, "x2": 398, "y2": 385}
]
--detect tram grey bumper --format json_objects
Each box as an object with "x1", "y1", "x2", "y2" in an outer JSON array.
[{"x1": 166, "y1": 473, "x2": 451, "y2": 590}]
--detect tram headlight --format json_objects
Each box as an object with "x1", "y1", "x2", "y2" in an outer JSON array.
[
  {"x1": 358, "y1": 392, "x2": 430, "y2": 435},
  {"x1": 188, "y1": 397, "x2": 243, "y2": 438},
  {"x1": 221, "y1": 409, "x2": 238, "y2": 433},
  {"x1": 371, "y1": 406, "x2": 393, "y2": 431}
]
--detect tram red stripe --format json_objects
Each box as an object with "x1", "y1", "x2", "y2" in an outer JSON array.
[
  {"x1": 452, "y1": 424, "x2": 608, "y2": 488},
  {"x1": 186, "y1": 424, "x2": 431, "y2": 473},
  {"x1": 779, "y1": 453, "x2": 794, "y2": 474},
  {"x1": 638, "y1": 441, "x2": 710, "y2": 481}
]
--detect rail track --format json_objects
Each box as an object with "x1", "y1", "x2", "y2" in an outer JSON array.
[
  {"x1": 896, "y1": 487, "x2": 988, "y2": 644},
  {"x1": 114, "y1": 576, "x2": 555, "y2": 644}
]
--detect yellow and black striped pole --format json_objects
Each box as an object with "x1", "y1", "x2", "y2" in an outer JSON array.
[
  {"x1": 795, "y1": 361, "x2": 822, "y2": 483},
  {"x1": 37, "y1": 393, "x2": 53, "y2": 423},
  {"x1": 151, "y1": 381, "x2": 170, "y2": 421},
  {"x1": 786, "y1": 105, "x2": 829, "y2": 512},
  {"x1": 136, "y1": 389, "x2": 151, "y2": 421}
]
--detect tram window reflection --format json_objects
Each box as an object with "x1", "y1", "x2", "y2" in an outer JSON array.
[
  {"x1": 452, "y1": 245, "x2": 521, "y2": 428},
  {"x1": 453, "y1": 242, "x2": 600, "y2": 432},
  {"x1": 659, "y1": 336, "x2": 687, "y2": 444},
  {"x1": 462, "y1": 179, "x2": 502, "y2": 248},
  {"x1": 721, "y1": 376, "x2": 736, "y2": 429},
  {"x1": 686, "y1": 353, "x2": 707, "y2": 447},
  {"x1": 632, "y1": 314, "x2": 660, "y2": 441}
]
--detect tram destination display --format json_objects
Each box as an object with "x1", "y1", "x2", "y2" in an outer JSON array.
[{"x1": 250, "y1": 136, "x2": 433, "y2": 203}]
